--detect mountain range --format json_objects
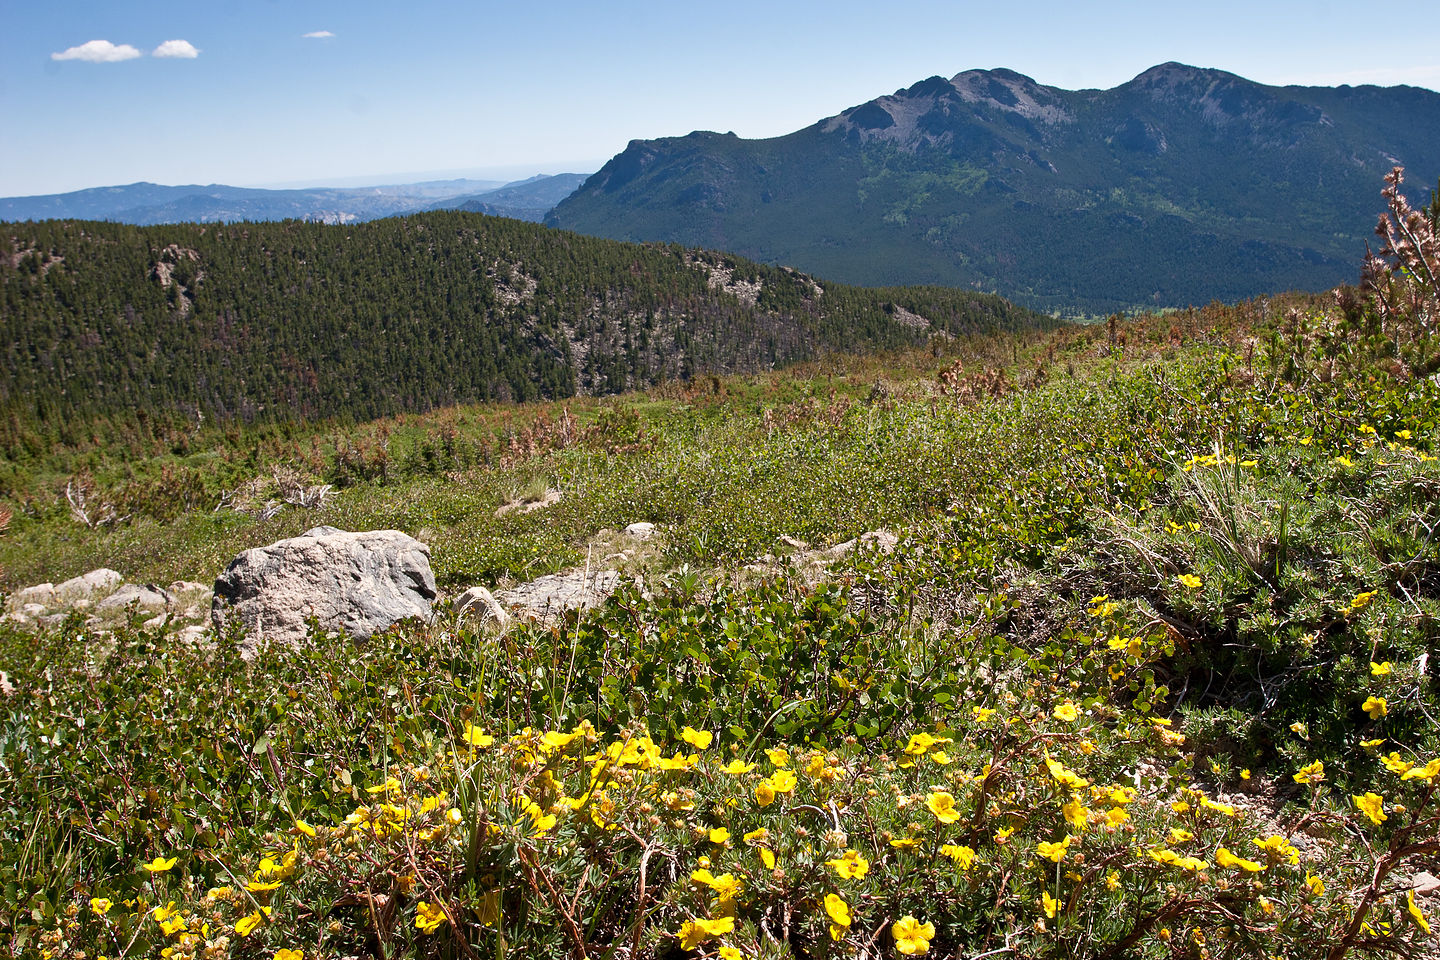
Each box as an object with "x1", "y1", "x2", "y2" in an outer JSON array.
[
  {"x1": 548, "y1": 63, "x2": 1440, "y2": 314},
  {"x1": 0, "y1": 173, "x2": 588, "y2": 226}
]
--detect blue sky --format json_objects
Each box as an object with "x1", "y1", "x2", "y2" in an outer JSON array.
[{"x1": 3, "y1": 0, "x2": 1437, "y2": 196}]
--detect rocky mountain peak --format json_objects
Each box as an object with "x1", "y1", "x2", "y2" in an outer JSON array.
[{"x1": 948, "y1": 68, "x2": 1072, "y2": 123}]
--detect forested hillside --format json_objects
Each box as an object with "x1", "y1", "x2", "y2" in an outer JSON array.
[{"x1": 0, "y1": 212, "x2": 1043, "y2": 454}]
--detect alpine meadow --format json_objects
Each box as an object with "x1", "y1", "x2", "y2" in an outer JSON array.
[{"x1": 3, "y1": 36, "x2": 1440, "y2": 960}]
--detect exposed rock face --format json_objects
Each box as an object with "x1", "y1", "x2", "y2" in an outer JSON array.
[
  {"x1": 496, "y1": 570, "x2": 622, "y2": 622},
  {"x1": 212, "y1": 526, "x2": 436, "y2": 655},
  {"x1": 54, "y1": 568, "x2": 124, "y2": 604},
  {"x1": 96, "y1": 583, "x2": 172, "y2": 613},
  {"x1": 624, "y1": 521, "x2": 657, "y2": 541}
]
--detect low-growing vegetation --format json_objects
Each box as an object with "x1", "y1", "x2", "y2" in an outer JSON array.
[{"x1": 1, "y1": 170, "x2": 1439, "y2": 958}]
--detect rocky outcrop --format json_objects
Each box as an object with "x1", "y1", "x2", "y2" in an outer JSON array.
[
  {"x1": 212, "y1": 526, "x2": 436, "y2": 655},
  {"x1": 3, "y1": 568, "x2": 212, "y2": 632},
  {"x1": 496, "y1": 570, "x2": 623, "y2": 622}
]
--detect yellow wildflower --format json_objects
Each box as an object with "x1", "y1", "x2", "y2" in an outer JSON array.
[
  {"x1": 721, "y1": 758, "x2": 756, "y2": 774},
  {"x1": 1363, "y1": 696, "x2": 1388, "y2": 719},
  {"x1": 1215, "y1": 847, "x2": 1265, "y2": 872},
  {"x1": 1148, "y1": 848, "x2": 1208, "y2": 872},
  {"x1": 90, "y1": 898, "x2": 113, "y2": 917},
  {"x1": 995, "y1": 826, "x2": 1015, "y2": 844},
  {"x1": 754, "y1": 782, "x2": 776, "y2": 807},
  {"x1": 274, "y1": 950, "x2": 304, "y2": 960},
  {"x1": 1409, "y1": 891, "x2": 1431, "y2": 934},
  {"x1": 1383, "y1": 752, "x2": 1415, "y2": 775},
  {"x1": 825, "y1": 893, "x2": 852, "y2": 940},
  {"x1": 892, "y1": 916, "x2": 936, "y2": 955},
  {"x1": 1062, "y1": 797, "x2": 1088, "y2": 831},
  {"x1": 415, "y1": 901, "x2": 446, "y2": 934},
  {"x1": 1036, "y1": 836, "x2": 1073, "y2": 863},
  {"x1": 972, "y1": 707, "x2": 996, "y2": 722},
  {"x1": 1043, "y1": 754, "x2": 1089, "y2": 790},
  {"x1": 142, "y1": 856, "x2": 178, "y2": 873},
  {"x1": 765, "y1": 748, "x2": 790, "y2": 767},
  {"x1": 1403, "y1": 759, "x2": 1440, "y2": 783},
  {"x1": 1177, "y1": 573, "x2": 1202, "y2": 589},
  {"x1": 825, "y1": 849, "x2": 869, "y2": 879},
  {"x1": 708, "y1": 827, "x2": 731, "y2": 845},
  {"x1": 926, "y1": 791, "x2": 961, "y2": 824},
  {"x1": 768, "y1": 769, "x2": 798, "y2": 793},
  {"x1": 940, "y1": 844, "x2": 975, "y2": 869},
  {"x1": 235, "y1": 908, "x2": 271, "y2": 937},
  {"x1": 904, "y1": 732, "x2": 953, "y2": 755},
  {"x1": 1253, "y1": 835, "x2": 1301, "y2": 865},
  {"x1": 1293, "y1": 761, "x2": 1325, "y2": 784},
  {"x1": 678, "y1": 916, "x2": 735, "y2": 950},
  {"x1": 1349, "y1": 590, "x2": 1378, "y2": 612},
  {"x1": 1053, "y1": 701, "x2": 1079, "y2": 722},
  {"x1": 681, "y1": 726, "x2": 713, "y2": 750},
  {"x1": 1043, "y1": 890, "x2": 1059, "y2": 918},
  {"x1": 1306, "y1": 873, "x2": 1325, "y2": 896},
  {"x1": 1353, "y1": 792, "x2": 1387, "y2": 825},
  {"x1": 1371, "y1": 661, "x2": 1394, "y2": 676}
]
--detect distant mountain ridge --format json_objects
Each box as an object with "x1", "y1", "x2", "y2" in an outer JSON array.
[
  {"x1": 430, "y1": 174, "x2": 592, "y2": 221},
  {"x1": 547, "y1": 63, "x2": 1440, "y2": 313},
  {"x1": 0, "y1": 173, "x2": 589, "y2": 225}
]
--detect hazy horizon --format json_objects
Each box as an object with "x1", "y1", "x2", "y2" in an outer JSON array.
[{"x1": 5, "y1": 0, "x2": 1439, "y2": 197}]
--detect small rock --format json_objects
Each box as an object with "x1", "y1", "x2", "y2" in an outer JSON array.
[
  {"x1": 1413, "y1": 872, "x2": 1440, "y2": 895},
  {"x1": 21, "y1": 603, "x2": 48, "y2": 618},
  {"x1": 177, "y1": 624, "x2": 210, "y2": 645},
  {"x1": 454, "y1": 586, "x2": 510, "y2": 630},
  {"x1": 54, "y1": 568, "x2": 124, "y2": 603},
  {"x1": 624, "y1": 521, "x2": 657, "y2": 541},
  {"x1": 823, "y1": 529, "x2": 899, "y2": 560},
  {"x1": 11, "y1": 583, "x2": 56, "y2": 609},
  {"x1": 96, "y1": 583, "x2": 173, "y2": 613},
  {"x1": 497, "y1": 569, "x2": 623, "y2": 621},
  {"x1": 496, "y1": 489, "x2": 563, "y2": 517},
  {"x1": 143, "y1": 614, "x2": 169, "y2": 629}
]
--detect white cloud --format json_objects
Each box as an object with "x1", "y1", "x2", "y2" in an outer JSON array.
[
  {"x1": 152, "y1": 39, "x2": 200, "y2": 59},
  {"x1": 302, "y1": 30, "x2": 335, "y2": 39},
  {"x1": 51, "y1": 40, "x2": 142, "y2": 63}
]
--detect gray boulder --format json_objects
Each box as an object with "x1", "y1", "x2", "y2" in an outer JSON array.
[
  {"x1": 212, "y1": 526, "x2": 436, "y2": 655},
  {"x1": 11, "y1": 583, "x2": 56, "y2": 608},
  {"x1": 497, "y1": 569, "x2": 622, "y2": 621},
  {"x1": 53, "y1": 568, "x2": 123, "y2": 604},
  {"x1": 96, "y1": 583, "x2": 173, "y2": 613},
  {"x1": 454, "y1": 585, "x2": 510, "y2": 630}
]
